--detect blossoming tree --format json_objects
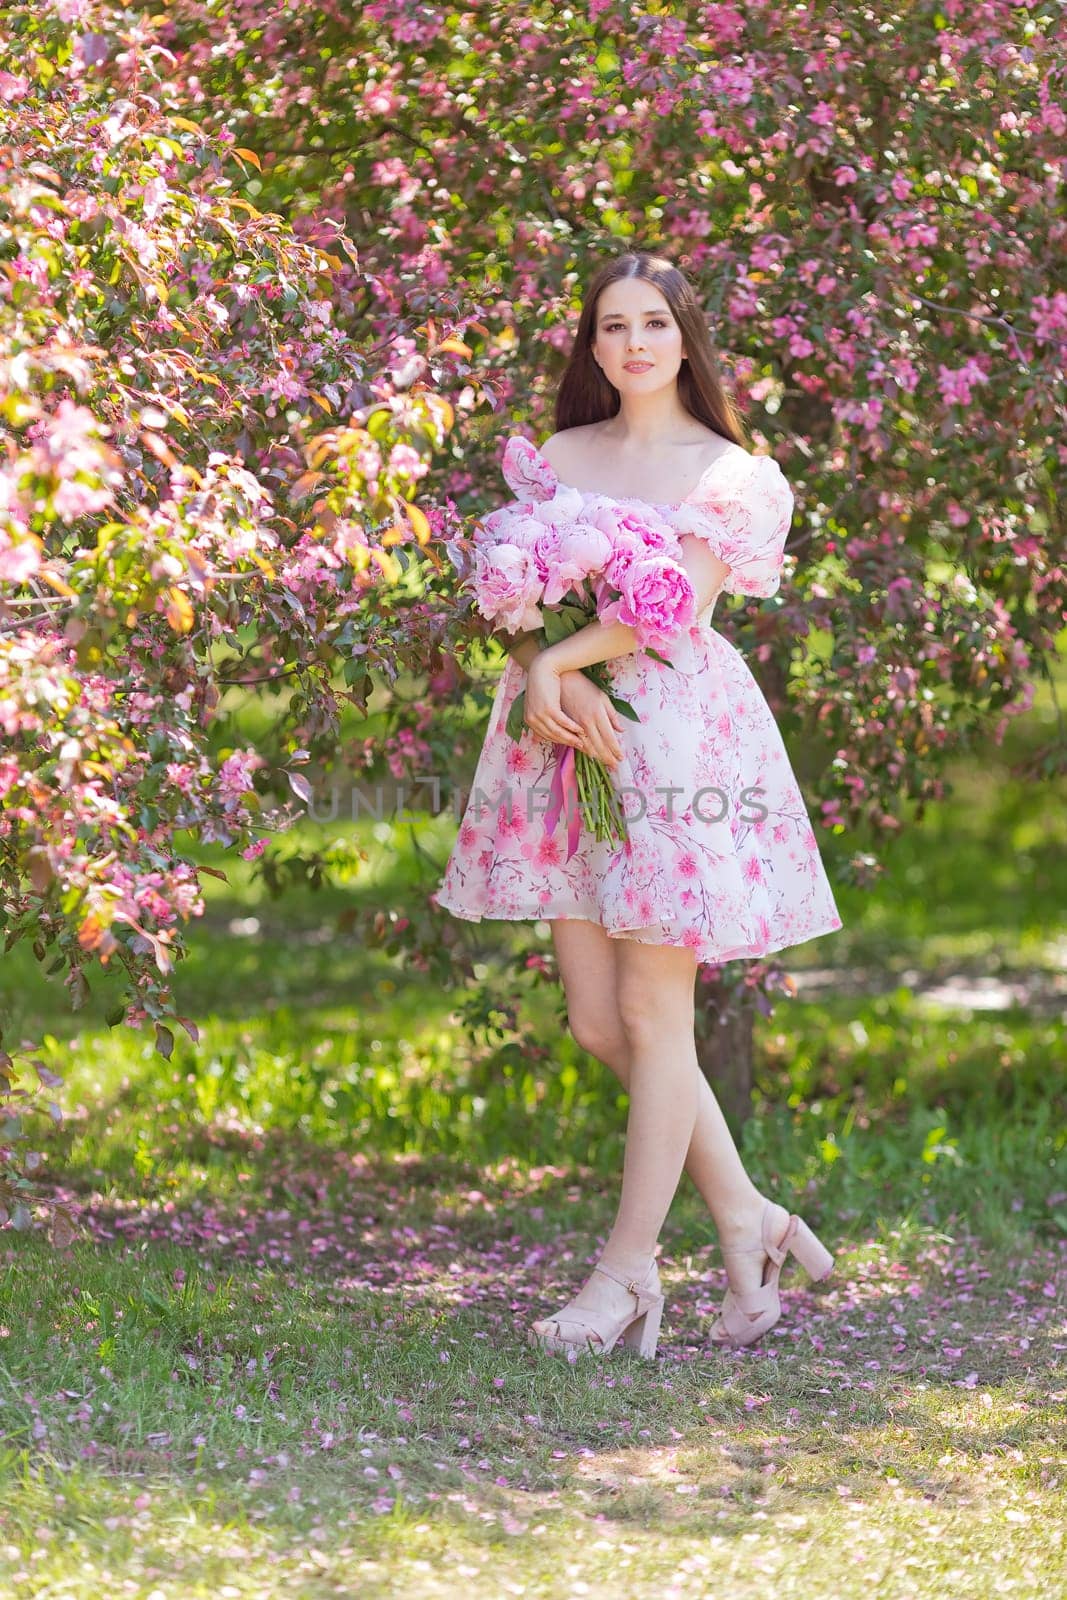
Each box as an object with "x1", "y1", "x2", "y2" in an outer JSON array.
[
  {"x1": 0, "y1": 1, "x2": 479, "y2": 1235},
  {"x1": 4, "y1": 0, "x2": 1065, "y2": 1229},
  {"x1": 151, "y1": 0, "x2": 1065, "y2": 1113}
]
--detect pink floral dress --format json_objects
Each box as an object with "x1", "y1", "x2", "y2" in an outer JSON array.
[{"x1": 433, "y1": 435, "x2": 843, "y2": 964}]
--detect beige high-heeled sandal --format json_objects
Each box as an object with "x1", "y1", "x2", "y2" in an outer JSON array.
[
  {"x1": 527, "y1": 1258, "x2": 665, "y2": 1360},
  {"x1": 709, "y1": 1199, "x2": 834, "y2": 1349}
]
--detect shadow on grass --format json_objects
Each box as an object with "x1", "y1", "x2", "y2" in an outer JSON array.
[{"x1": 2, "y1": 1204, "x2": 1063, "y2": 1590}]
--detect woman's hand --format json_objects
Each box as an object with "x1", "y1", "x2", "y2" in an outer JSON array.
[
  {"x1": 524, "y1": 652, "x2": 584, "y2": 749},
  {"x1": 558, "y1": 670, "x2": 624, "y2": 771},
  {"x1": 525, "y1": 654, "x2": 624, "y2": 770}
]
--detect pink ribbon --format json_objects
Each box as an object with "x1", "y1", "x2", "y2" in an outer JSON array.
[{"x1": 543, "y1": 743, "x2": 583, "y2": 860}]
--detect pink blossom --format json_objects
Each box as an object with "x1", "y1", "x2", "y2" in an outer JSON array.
[
  {"x1": 0, "y1": 755, "x2": 19, "y2": 798},
  {"x1": 1031, "y1": 290, "x2": 1067, "y2": 344},
  {"x1": 388, "y1": 442, "x2": 425, "y2": 480},
  {"x1": 0, "y1": 72, "x2": 29, "y2": 101},
  {"x1": 32, "y1": 398, "x2": 109, "y2": 479},
  {"x1": 331, "y1": 520, "x2": 370, "y2": 563},
  {"x1": 0, "y1": 529, "x2": 42, "y2": 582},
  {"x1": 937, "y1": 358, "x2": 989, "y2": 408},
  {"x1": 51, "y1": 478, "x2": 113, "y2": 520},
  {"x1": 217, "y1": 749, "x2": 264, "y2": 805}
]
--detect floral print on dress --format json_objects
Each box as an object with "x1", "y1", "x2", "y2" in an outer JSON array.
[
  {"x1": 435, "y1": 434, "x2": 843, "y2": 965},
  {"x1": 664, "y1": 457, "x2": 793, "y2": 598}
]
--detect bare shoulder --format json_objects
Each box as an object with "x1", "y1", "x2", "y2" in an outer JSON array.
[
  {"x1": 538, "y1": 425, "x2": 600, "y2": 472},
  {"x1": 713, "y1": 441, "x2": 751, "y2": 465},
  {"x1": 541, "y1": 424, "x2": 750, "y2": 493}
]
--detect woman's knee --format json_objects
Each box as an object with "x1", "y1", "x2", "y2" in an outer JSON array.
[
  {"x1": 616, "y1": 981, "x2": 695, "y2": 1047},
  {"x1": 551, "y1": 918, "x2": 629, "y2": 1069},
  {"x1": 567, "y1": 1007, "x2": 628, "y2": 1072},
  {"x1": 614, "y1": 939, "x2": 697, "y2": 1045}
]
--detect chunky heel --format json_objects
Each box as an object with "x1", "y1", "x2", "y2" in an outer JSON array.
[
  {"x1": 527, "y1": 1257, "x2": 665, "y2": 1360},
  {"x1": 789, "y1": 1216, "x2": 834, "y2": 1281},
  {"x1": 620, "y1": 1295, "x2": 663, "y2": 1359},
  {"x1": 708, "y1": 1200, "x2": 836, "y2": 1349}
]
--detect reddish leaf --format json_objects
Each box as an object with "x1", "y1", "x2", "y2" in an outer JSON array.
[{"x1": 287, "y1": 770, "x2": 314, "y2": 805}]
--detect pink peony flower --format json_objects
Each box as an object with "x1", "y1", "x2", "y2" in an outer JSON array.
[
  {"x1": 472, "y1": 542, "x2": 542, "y2": 630},
  {"x1": 600, "y1": 542, "x2": 642, "y2": 588},
  {"x1": 555, "y1": 521, "x2": 614, "y2": 578},
  {"x1": 501, "y1": 436, "x2": 558, "y2": 502},
  {"x1": 529, "y1": 521, "x2": 563, "y2": 581},
  {"x1": 468, "y1": 478, "x2": 695, "y2": 650},
  {"x1": 582, "y1": 498, "x2": 645, "y2": 553},
  {"x1": 583, "y1": 498, "x2": 681, "y2": 558},
  {"x1": 534, "y1": 524, "x2": 601, "y2": 604},
  {"x1": 479, "y1": 501, "x2": 544, "y2": 549},
  {"x1": 599, "y1": 555, "x2": 696, "y2": 647}
]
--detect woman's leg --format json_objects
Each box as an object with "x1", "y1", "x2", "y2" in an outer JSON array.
[
  {"x1": 598, "y1": 932, "x2": 704, "y2": 1277},
  {"x1": 549, "y1": 919, "x2": 791, "y2": 1319},
  {"x1": 532, "y1": 923, "x2": 702, "y2": 1338},
  {"x1": 551, "y1": 919, "x2": 763, "y2": 1231}
]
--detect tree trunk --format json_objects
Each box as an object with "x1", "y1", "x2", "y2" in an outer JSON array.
[
  {"x1": 695, "y1": 974, "x2": 756, "y2": 1135},
  {"x1": 695, "y1": 391, "x2": 836, "y2": 1132}
]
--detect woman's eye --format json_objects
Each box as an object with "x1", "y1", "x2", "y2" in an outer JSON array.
[{"x1": 606, "y1": 319, "x2": 667, "y2": 330}]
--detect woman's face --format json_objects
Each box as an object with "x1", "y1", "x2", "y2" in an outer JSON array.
[{"x1": 589, "y1": 279, "x2": 686, "y2": 390}]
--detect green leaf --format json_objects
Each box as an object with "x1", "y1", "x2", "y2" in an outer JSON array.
[
  {"x1": 608, "y1": 695, "x2": 640, "y2": 723},
  {"x1": 540, "y1": 610, "x2": 573, "y2": 645},
  {"x1": 505, "y1": 691, "x2": 526, "y2": 742}
]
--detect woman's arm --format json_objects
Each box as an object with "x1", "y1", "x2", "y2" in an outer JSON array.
[
  {"x1": 536, "y1": 617, "x2": 640, "y2": 675},
  {"x1": 679, "y1": 534, "x2": 732, "y2": 615},
  {"x1": 535, "y1": 537, "x2": 731, "y2": 674},
  {"x1": 493, "y1": 627, "x2": 542, "y2": 671}
]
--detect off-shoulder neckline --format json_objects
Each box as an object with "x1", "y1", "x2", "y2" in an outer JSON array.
[{"x1": 511, "y1": 434, "x2": 759, "y2": 512}]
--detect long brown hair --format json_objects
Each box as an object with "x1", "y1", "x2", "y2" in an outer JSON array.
[{"x1": 554, "y1": 250, "x2": 746, "y2": 446}]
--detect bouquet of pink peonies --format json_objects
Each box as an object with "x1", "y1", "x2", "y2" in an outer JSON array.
[{"x1": 466, "y1": 489, "x2": 697, "y2": 856}]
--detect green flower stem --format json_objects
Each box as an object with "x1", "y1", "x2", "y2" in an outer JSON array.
[
  {"x1": 575, "y1": 747, "x2": 589, "y2": 817},
  {"x1": 568, "y1": 750, "x2": 629, "y2": 849}
]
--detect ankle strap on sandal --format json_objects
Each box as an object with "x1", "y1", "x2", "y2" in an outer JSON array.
[{"x1": 593, "y1": 1260, "x2": 663, "y2": 1302}]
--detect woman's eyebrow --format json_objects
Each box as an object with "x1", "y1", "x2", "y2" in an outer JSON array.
[{"x1": 599, "y1": 309, "x2": 672, "y2": 320}]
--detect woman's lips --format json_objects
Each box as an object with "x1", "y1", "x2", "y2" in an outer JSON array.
[{"x1": 623, "y1": 361, "x2": 652, "y2": 371}]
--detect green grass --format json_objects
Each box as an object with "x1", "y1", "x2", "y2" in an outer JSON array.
[
  {"x1": 1, "y1": 651, "x2": 1065, "y2": 1596},
  {"x1": 1, "y1": 1181, "x2": 1064, "y2": 1597}
]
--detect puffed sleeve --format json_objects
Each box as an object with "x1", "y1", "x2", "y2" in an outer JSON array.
[{"x1": 667, "y1": 452, "x2": 794, "y2": 599}]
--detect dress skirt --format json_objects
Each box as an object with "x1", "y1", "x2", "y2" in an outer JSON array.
[{"x1": 434, "y1": 611, "x2": 843, "y2": 965}]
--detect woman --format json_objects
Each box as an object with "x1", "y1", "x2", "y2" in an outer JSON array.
[{"x1": 435, "y1": 250, "x2": 842, "y2": 1357}]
